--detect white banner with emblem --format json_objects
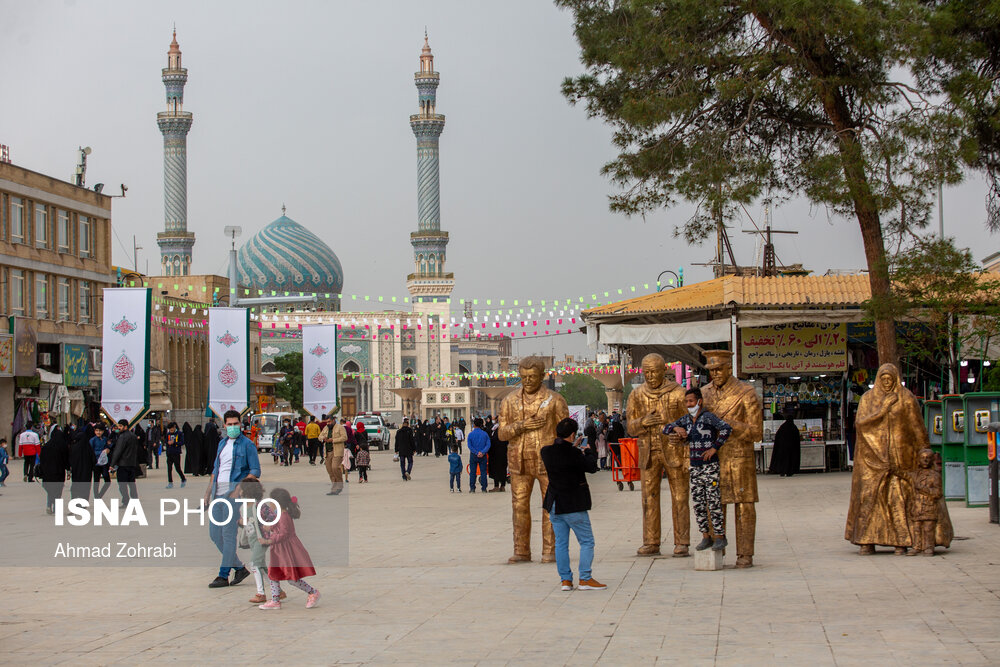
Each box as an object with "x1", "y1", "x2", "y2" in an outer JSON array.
[
  {"x1": 302, "y1": 324, "x2": 338, "y2": 418},
  {"x1": 101, "y1": 287, "x2": 151, "y2": 425},
  {"x1": 208, "y1": 307, "x2": 250, "y2": 418}
]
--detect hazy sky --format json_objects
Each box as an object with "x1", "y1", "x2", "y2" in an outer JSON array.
[{"x1": 3, "y1": 1, "x2": 997, "y2": 357}]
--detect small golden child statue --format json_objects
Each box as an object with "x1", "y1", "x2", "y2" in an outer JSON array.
[{"x1": 909, "y1": 448, "x2": 943, "y2": 556}]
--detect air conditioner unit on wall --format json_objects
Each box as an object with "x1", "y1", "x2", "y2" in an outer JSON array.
[
  {"x1": 90, "y1": 348, "x2": 102, "y2": 371},
  {"x1": 38, "y1": 352, "x2": 52, "y2": 366}
]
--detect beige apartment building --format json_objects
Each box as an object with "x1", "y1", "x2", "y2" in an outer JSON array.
[{"x1": 0, "y1": 161, "x2": 116, "y2": 442}]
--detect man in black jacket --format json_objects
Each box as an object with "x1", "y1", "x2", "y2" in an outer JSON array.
[
  {"x1": 109, "y1": 419, "x2": 140, "y2": 503},
  {"x1": 540, "y1": 418, "x2": 607, "y2": 592},
  {"x1": 394, "y1": 419, "x2": 416, "y2": 480}
]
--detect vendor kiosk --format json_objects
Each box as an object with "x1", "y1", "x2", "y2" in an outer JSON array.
[
  {"x1": 962, "y1": 392, "x2": 1000, "y2": 508},
  {"x1": 941, "y1": 394, "x2": 966, "y2": 500}
]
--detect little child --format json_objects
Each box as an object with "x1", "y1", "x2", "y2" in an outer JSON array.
[
  {"x1": 342, "y1": 446, "x2": 353, "y2": 483},
  {"x1": 355, "y1": 442, "x2": 371, "y2": 483},
  {"x1": 909, "y1": 448, "x2": 943, "y2": 556},
  {"x1": 0, "y1": 438, "x2": 9, "y2": 487},
  {"x1": 238, "y1": 477, "x2": 284, "y2": 604},
  {"x1": 448, "y1": 445, "x2": 462, "y2": 493},
  {"x1": 258, "y1": 487, "x2": 320, "y2": 610}
]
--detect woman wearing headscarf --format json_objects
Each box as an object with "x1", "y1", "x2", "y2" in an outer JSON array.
[
  {"x1": 487, "y1": 420, "x2": 508, "y2": 492},
  {"x1": 39, "y1": 424, "x2": 69, "y2": 514},
  {"x1": 69, "y1": 419, "x2": 96, "y2": 500},
  {"x1": 182, "y1": 422, "x2": 194, "y2": 473},
  {"x1": 845, "y1": 363, "x2": 953, "y2": 554},
  {"x1": 187, "y1": 424, "x2": 201, "y2": 475}
]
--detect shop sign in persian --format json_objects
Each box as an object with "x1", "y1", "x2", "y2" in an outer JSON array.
[
  {"x1": 0, "y1": 333, "x2": 13, "y2": 377},
  {"x1": 13, "y1": 317, "x2": 37, "y2": 377},
  {"x1": 62, "y1": 344, "x2": 90, "y2": 387},
  {"x1": 741, "y1": 323, "x2": 847, "y2": 373}
]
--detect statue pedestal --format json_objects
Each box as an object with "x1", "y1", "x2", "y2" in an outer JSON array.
[{"x1": 694, "y1": 548, "x2": 723, "y2": 571}]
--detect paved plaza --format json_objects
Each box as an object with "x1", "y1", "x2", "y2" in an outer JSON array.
[{"x1": 1, "y1": 447, "x2": 998, "y2": 666}]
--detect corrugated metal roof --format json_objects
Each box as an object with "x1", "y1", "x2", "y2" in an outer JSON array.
[{"x1": 585, "y1": 275, "x2": 871, "y2": 316}]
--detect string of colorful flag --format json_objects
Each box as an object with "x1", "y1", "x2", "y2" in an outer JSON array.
[{"x1": 341, "y1": 366, "x2": 646, "y2": 381}]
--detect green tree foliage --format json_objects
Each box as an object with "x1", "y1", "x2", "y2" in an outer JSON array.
[
  {"x1": 559, "y1": 374, "x2": 609, "y2": 411},
  {"x1": 916, "y1": 0, "x2": 1000, "y2": 229},
  {"x1": 866, "y1": 236, "x2": 1000, "y2": 384},
  {"x1": 983, "y1": 365, "x2": 1000, "y2": 392},
  {"x1": 555, "y1": 0, "x2": 988, "y2": 366},
  {"x1": 273, "y1": 352, "x2": 304, "y2": 412}
]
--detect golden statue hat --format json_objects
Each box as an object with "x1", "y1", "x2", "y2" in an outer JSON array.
[{"x1": 703, "y1": 349, "x2": 732, "y2": 369}]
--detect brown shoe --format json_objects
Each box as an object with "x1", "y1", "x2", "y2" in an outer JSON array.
[
  {"x1": 893, "y1": 547, "x2": 907, "y2": 556},
  {"x1": 735, "y1": 555, "x2": 753, "y2": 568},
  {"x1": 507, "y1": 554, "x2": 531, "y2": 564},
  {"x1": 560, "y1": 580, "x2": 573, "y2": 591},
  {"x1": 540, "y1": 553, "x2": 556, "y2": 563},
  {"x1": 249, "y1": 594, "x2": 267, "y2": 604},
  {"x1": 858, "y1": 544, "x2": 875, "y2": 555},
  {"x1": 636, "y1": 545, "x2": 661, "y2": 556},
  {"x1": 672, "y1": 545, "x2": 690, "y2": 558},
  {"x1": 578, "y1": 578, "x2": 607, "y2": 590}
]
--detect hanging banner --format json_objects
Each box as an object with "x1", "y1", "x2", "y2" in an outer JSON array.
[
  {"x1": 740, "y1": 323, "x2": 847, "y2": 373},
  {"x1": 208, "y1": 307, "x2": 250, "y2": 418},
  {"x1": 0, "y1": 332, "x2": 13, "y2": 378},
  {"x1": 302, "y1": 324, "x2": 338, "y2": 417},
  {"x1": 101, "y1": 287, "x2": 151, "y2": 425},
  {"x1": 62, "y1": 343, "x2": 90, "y2": 387},
  {"x1": 13, "y1": 316, "x2": 37, "y2": 377}
]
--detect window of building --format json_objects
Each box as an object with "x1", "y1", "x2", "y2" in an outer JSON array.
[
  {"x1": 10, "y1": 269, "x2": 24, "y2": 316},
  {"x1": 1, "y1": 193, "x2": 6, "y2": 241},
  {"x1": 57, "y1": 209, "x2": 70, "y2": 252},
  {"x1": 79, "y1": 216, "x2": 91, "y2": 257},
  {"x1": 79, "y1": 280, "x2": 91, "y2": 323},
  {"x1": 58, "y1": 278, "x2": 70, "y2": 320},
  {"x1": 35, "y1": 273, "x2": 48, "y2": 319},
  {"x1": 34, "y1": 203, "x2": 48, "y2": 248},
  {"x1": 11, "y1": 197, "x2": 24, "y2": 243}
]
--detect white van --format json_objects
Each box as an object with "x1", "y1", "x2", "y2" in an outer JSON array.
[{"x1": 255, "y1": 412, "x2": 297, "y2": 452}]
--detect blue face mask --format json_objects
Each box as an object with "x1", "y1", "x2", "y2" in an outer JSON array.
[{"x1": 226, "y1": 425, "x2": 241, "y2": 439}]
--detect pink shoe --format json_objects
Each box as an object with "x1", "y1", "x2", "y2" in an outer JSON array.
[
  {"x1": 258, "y1": 600, "x2": 281, "y2": 610},
  {"x1": 306, "y1": 591, "x2": 321, "y2": 609}
]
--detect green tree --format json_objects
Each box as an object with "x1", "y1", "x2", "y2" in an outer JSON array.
[
  {"x1": 273, "y1": 352, "x2": 303, "y2": 412},
  {"x1": 556, "y1": 0, "x2": 977, "y2": 366},
  {"x1": 866, "y1": 236, "x2": 1000, "y2": 387},
  {"x1": 559, "y1": 373, "x2": 609, "y2": 411},
  {"x1": 983, "y1": 365, "x2": 1000, "y2": 392}
]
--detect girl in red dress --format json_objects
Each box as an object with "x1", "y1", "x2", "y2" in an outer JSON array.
[{"x1": 258, "y1": 487, "x2": 320, "y2": 609}]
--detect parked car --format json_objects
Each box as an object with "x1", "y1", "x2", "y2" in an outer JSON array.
[
  {"x1": 255, "y1": 412, "x2": 297, "y2": 452},
  {"x1": 354, "y1": 414, "x2": 391, "y2": 451}
]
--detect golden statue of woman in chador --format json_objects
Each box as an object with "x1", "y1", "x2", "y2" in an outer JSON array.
[{"x1": 845, "y1": 363, "x2": 953, "y2": 554}]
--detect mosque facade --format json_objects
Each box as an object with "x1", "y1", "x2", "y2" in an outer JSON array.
[{"x1": 150, "y1": 33, "x2": 509, "y2": 422}]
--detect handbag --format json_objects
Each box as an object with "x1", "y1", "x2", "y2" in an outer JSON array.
[
  {"x1": 238, "y1": 524, "x2": 251, "y2": 549},
  {"x1": 392, "y1": 453, "x2": 400, "y2": 462},
  {"x1": 97, "y1": 451, "x2": 109, "y2": 466}
]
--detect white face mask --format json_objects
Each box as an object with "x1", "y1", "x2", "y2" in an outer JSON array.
[{"x1": 687, "y1": 405, "x2": 700, "y2": 417}]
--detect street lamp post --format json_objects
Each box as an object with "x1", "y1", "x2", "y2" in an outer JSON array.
[{"x1": 657, "y1": 268, "x2": 684, "y2": 291}]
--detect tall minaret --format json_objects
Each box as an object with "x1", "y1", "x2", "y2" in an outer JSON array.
[
  {"x1": 156, "y1": 29, "x2": 195, "y2": 277},
  {"x1": 406, "y1": 32, "x2": 453, "y2": 312}
]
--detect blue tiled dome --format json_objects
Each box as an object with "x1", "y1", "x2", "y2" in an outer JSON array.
[{"x1": 237, "y1": 214, "x2": 343, "y2": 310}]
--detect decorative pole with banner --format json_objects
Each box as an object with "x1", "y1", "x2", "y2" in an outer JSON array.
[
  {"x1": 101, "y1": 287, "x2": 151, "y2": 425},
  {"x1": 208, "y1": 307, "x2": 250, "y2": 418},
  {"x1": 302, "y1": 324, "x2": 338, "y2": 418}
]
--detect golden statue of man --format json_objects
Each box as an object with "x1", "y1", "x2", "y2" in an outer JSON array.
[
  {"x1": 499, "y1": 357, "x2": 570, "y2": 563},
  {"x1": 700, "y1": 349, "x2": 763, "y2": 568},
  {"x1": 626, "y1": 353, "x2": 689, "y2": 556}
]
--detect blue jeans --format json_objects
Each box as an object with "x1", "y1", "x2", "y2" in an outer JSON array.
[
  {"x1": 469, "y1": 456, "x2": 488, "y2": 491},
  {"x1": 449, "y1": 472, "x2": 461, "y2": 489},
  {"x1": 550, "y1": 510, "x2": 594, "y2": 582},
  {"x1": 0, "y1": 462, "x2": 8, "y2": 484},
  {"x1": 209, "y1": 496, "x2": 242, "y2": 578},
  {"x1": 399, "y1": 455, "x2": 413, "y2": 477}
]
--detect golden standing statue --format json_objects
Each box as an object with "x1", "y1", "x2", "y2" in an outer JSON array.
[
  {"x1": 499, "y1": 357, "x2": 570, "y2": 563},
  {"x1": 701, "y1": 349, "x2": 763, "y2": 568},
  {"x1": 845, "y1": 363, "x2": 953, "y2": 555},
  {"x1": 626, "y1": 353, "x2": 689, "y2": 556}
]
